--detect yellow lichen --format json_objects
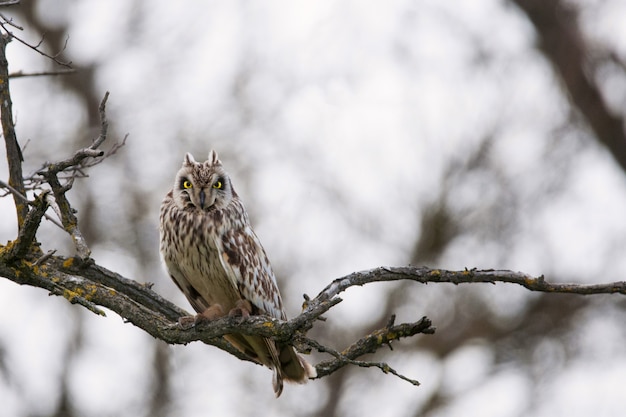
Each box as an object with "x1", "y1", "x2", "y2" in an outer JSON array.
[
  {"x1": 0, "y1": 240, "x2": 14, "y2": 254},
  {"x1": 524, "y1": 277, "x2": 535, "y2": 286},
  {"x1": 83, "y1": 284, "x2": 98, "y2": 300},
  {"x1": 62, "y1": 258, "x2": 74, "y2": 268},
  {"x1": 63, "y1": 288, "x2": 83, "y2": 302},
  {"x1": 62, "y1": 284, "x2": 98, "y2": 303}
]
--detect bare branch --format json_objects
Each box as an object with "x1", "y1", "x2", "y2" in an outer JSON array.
[
  {"x1": 9, "y1": 68, "x2": 76, "y2": 78},
  {"x1": 316, "y1": 266, "x2": 626, "y2": 298},
  {"x1": 93, "y1": 91, "x2": 109, "y2": 149},
  {"x1": 0, "y1": 17, "x2": 73, "y2": 68},
  {"x1": 33, "y1": 249, "x2": 56, "y2": 266},
  {"x1": 35, "y1": 169, "x2": 91, "y2": 259},
  {"x1": 0, "y1": 1, "x2": 21, "y2": 8},
  {"x1": 82, "y1": 133, "x2": 128, "y2": 168},
  {"x1": 0, "y1": 33, "x2": 27, "y2": 227},
  {"x1": 0, "y1": 191, "x2": 48, "y2": 262},
  {"x1": 305, "y1": 336, "x2": 422, "y2": 386},
  {"x1": 304, "y1": 316, "x2": 434, "y2": 385},
  {"x1": 0, "y1": 179, "x2": 64, "y2": 229},
  {"x1": 32, "y1": 92, "x2": 120, "y2": 259},
  {"x1": 0, "y1": 13, "x2": 21, "y2": 29},
  {"x1": 1, "y1": 252, "x2": 624, "y2": 386}
]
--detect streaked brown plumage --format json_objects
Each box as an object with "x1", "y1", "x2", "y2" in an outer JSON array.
[{"x1": 159, "y1": 150, "x2": 315, "y2": 396}]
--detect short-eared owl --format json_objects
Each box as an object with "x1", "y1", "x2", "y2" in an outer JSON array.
[{"x1": 159, "y1": 150, "x2": 315, "y2": 396}]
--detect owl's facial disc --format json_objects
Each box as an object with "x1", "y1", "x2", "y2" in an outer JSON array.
[{"x1": 173, "y1": 154, "x2": 231, "y2": 211}]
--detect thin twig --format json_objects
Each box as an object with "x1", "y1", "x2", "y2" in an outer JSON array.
[
  {"x1": 33, "y1": 249, "x2": 57, "y2": 266},
  {"x1": 0, "y1": 179, "x2": 64, "y2": 229},
  {"x1": 0, "y1": 21, "x2": 73, "y2": 68},
  {"x1": 9, "y1": 69, "x2": 76, "y2": 78},
  {"x1": 303, "y1": 336, "x2": 421, "y2": 386},
  {"x1": 32, "y1": 92, "x2": 117, "y2": 259},
  {"x1": 316, "y1": 266, "x2": 626, "y2": 300},
  {"x1": 0, "y1": 1, "x2": 21, "y2": 9},
  {"x1": 82, "y1": 133, "x2": 128, "y2": 168}
]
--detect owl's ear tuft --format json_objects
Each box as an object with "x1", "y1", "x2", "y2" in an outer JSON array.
[
  {"x1": 184, "y1": 153, "x2": 196, "y2": 166},
  {"x1": 208, "y1": 150, "x2": 221, "y2": 166}
]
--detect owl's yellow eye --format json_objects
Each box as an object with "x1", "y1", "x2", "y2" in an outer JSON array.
[
  {"x1": 213, "y1": 180, "x2": 223, "y2": 189},
  {"x1": 182, "y1": 180, "x2": 193, "y2": 189}
]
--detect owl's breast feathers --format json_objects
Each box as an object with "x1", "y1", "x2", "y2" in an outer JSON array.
[{"x1": 159, "y1": 190, "x2": 285, "y2": 319}]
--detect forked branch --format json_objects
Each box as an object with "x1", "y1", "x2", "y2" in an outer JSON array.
[
  {"x1": 33, "y1": 93, "x2": 119, "y2": 259},
  {"x1": 2, "y1": 251, "x2": 625, "y2": 386},
  {"x1": 0, "y1": 12, "x2": 73, "y2": 68}
]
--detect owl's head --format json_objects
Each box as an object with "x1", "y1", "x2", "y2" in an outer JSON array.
[{"x1": 172, "y1": 150, "x2": 236, "y2": 211}]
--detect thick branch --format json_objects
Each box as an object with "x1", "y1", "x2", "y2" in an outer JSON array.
[
  {"x1": 1, "y1": 191, "x2": 48, "y2": 262},
  {"x1": 1, "y1": 258, "x2": 624, "y2": 385},
  {"x1": 0, "y1": 33, "x2": 27, "y2": 228}
]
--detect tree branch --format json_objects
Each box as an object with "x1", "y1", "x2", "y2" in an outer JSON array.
[
  {"x1": 512, "y1": 0, "x2": 626, "y2": 173},
  {"x1": 2, "y1": 252, "x2": 624, "y2": 386},
  {"x1": 9, "y1": 68, "x2": 76, "y2": 78},
  {"x1": 33, "y1": 92, "x2": 125, "y2": 259},
  {"x1": 306, "y1": 315, "x2": 434, "y2": 384},
  {"x1": 0, "y1": 14, "x2": 73, "y2": 68},
  {"x1": 0, "y1": 33, "x2": 27, "y2": 228},
  {"x1": 0, "y1": 191, "x2": 48, "y2": 262},
  {"x1": 317, "y1": 266, "x2": 626, "y2": 296}
]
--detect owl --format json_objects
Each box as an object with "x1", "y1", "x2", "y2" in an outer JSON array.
[{"x1": 159, "y1": 150, "x2": 315, "y2": 397}]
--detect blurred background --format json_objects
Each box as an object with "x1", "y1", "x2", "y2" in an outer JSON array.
[{"x1": 1, "y1": 0, "x2": 626, "y2": 416}]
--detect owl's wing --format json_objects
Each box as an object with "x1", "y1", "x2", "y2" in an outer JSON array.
[
  {"x1": 216, "y1": 225, "x2": 287, "y2": 321},
  {"x1": 162, "y1": 256, "x2": 210, "y2": 314}
]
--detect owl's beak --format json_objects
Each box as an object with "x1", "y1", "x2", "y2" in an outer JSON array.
[{"x1": 199, "y1": 189, "x2": 206, "y2": 209}]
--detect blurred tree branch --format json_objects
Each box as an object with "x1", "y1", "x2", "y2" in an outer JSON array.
[
  {"x1": 512, "y1": 0, "x2": 626, "y2": 173},
  {"x1": 0, "y1": 10, "x2": 72, "y2": 68}
]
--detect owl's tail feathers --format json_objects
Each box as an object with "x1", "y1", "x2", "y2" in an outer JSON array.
[{"x1": 273, "y1": 345, "x2": 317, "y2": 397}]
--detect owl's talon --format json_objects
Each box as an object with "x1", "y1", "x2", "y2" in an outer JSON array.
[
  {"x1": 199, "y1": 304, "x2": 225, "y2": 320},
  {"x1": 178, "y1": 315, "x2": 197, "y2": 329},
  {"x1": 228, "y1": 299, "x2": 252, "y2": 318}
]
